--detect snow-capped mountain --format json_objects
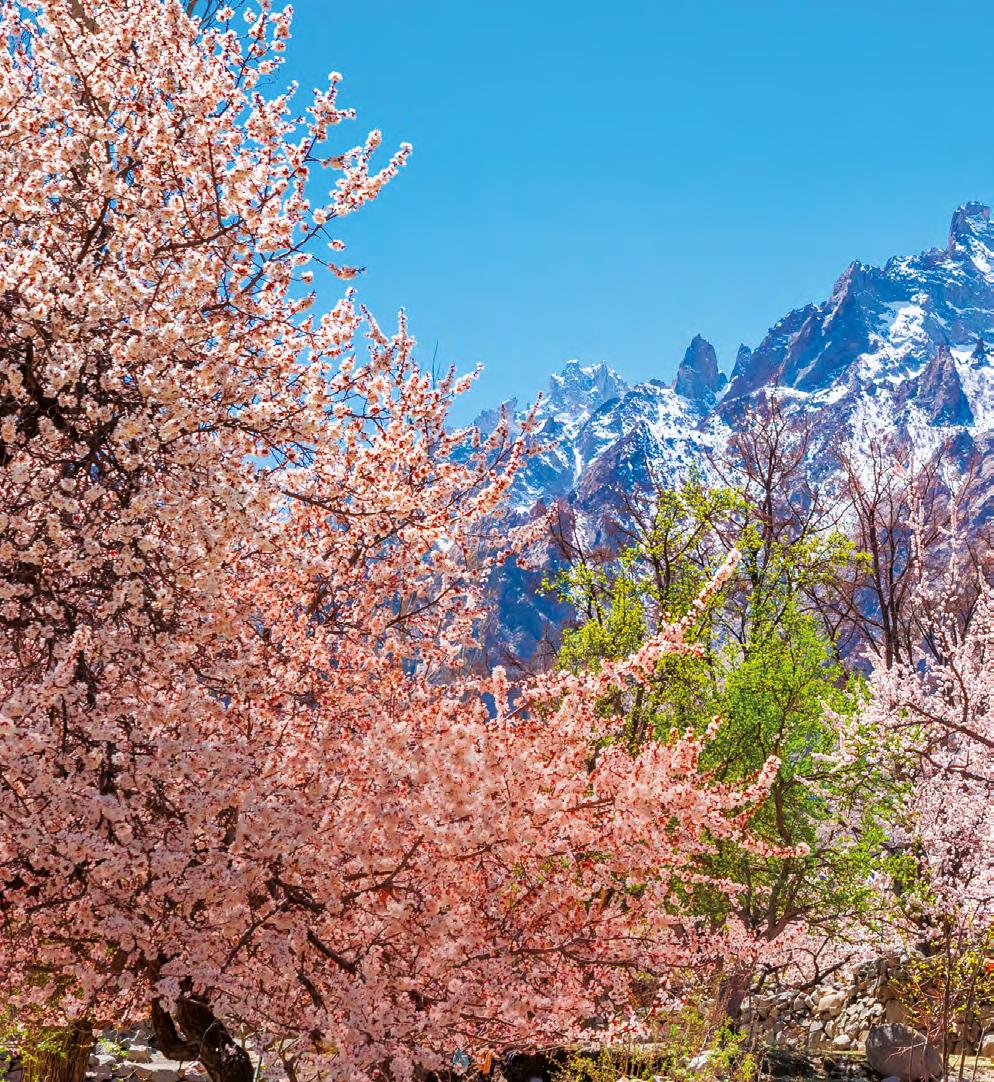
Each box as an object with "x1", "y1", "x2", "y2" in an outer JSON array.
[
  {"x1": 479, "y1": 201, "x2": 994, "y2": 664},
  {"x1": 484, "y1": 201, "x2": 994, "y2": 512},
  {"x1": 719, "y1": 201, "x2": 994, "y2": 455},
  {"x1": 482, "y1": 337, "x2": 727, "y2": 516}
]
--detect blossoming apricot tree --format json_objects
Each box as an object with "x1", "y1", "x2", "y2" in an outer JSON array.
[
  {"x1": 851, "y1": 551, "x2": 994, "y2": 931},
  {"x1": 0, "y1": 2, "x2": 782, "y2": 1079},
  {"x1": 836, "y1": 525, "x2": 994, "y2": 1066}
]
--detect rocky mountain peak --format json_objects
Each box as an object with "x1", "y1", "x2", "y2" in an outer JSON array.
[
  {"x1": 547, "y1": 360, "x2": 627, "y2": 415},
  {"x1": 948, "y1": 201, "x2": 994, "y2": 256},
  {"x1": 830, "y1": 260, "x2": 869, "y2": 298},
  {"x1": 674, "y1": 334, "x2": 726, "y2": 405},
  {"x1": 481, "y1": 200, "x2": 994, "y2": 663}
]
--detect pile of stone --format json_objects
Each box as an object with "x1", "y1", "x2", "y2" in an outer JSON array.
[
  {"x1": 84, "y1": 1029, "x2": 211, "y2": 1082},
  {"x1": 0, "y1": 1028, "x2": 212, "y2": 1082},
  {"x1": 741, "y1": 953, "x2": 994, "y2": 1060}
]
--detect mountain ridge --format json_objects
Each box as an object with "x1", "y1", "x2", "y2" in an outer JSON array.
[
  {"x1": 477, "y1": 201, "x2": 994, "y2": 663},
  {"x1": 479, "y1": 200, "x2": 994, "y2": 513}
]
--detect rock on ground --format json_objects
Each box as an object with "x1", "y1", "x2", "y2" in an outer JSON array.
[{"x1": 865, "y1": 1024, "x2": 943, "y2": 1081}]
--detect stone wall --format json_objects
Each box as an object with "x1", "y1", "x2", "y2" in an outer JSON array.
[{"x1": 742, "y1": 954, "x2": 994, "y2": 1059}]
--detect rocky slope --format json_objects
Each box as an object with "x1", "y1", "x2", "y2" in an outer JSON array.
[{"x1": 478, "y1": 201, "x2": 994, "y2": 662}]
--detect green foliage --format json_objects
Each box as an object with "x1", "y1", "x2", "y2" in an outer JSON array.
[
  {"x1": 553, "y1": 990, "x2": 758, "y2": 1082},
  {"x1": 0, "y1": 1019, "x2": 92, "y2": 1082},
  {"x1": 548, "y1": 474, "x2": 893, "y2": 944},
  {"x1": 95, "y1": 1038, "x2": 127, "y2": 1059},
  {"x1": 691, "y1": 599, "x2": 872, "y2": 935},
  {"x1": 556, "y1": 556, "x2": 648, "y2": 674},
  {"x1": 891, "y1": 927, "x2": 994, "y2": 1074},
  {"x1": 0, "y1": 1013, "x2": 16, "y2": 1082}
]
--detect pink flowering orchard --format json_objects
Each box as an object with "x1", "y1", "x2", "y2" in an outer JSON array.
[
  {"x1": 0, "y1": 2, "x2": 783, "y2": 1079},
  {"x1": 851, "y1": 541, "x2": 994, "y2": 932}
]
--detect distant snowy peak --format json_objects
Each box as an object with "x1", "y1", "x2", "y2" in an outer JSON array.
[
  {"x1": 546, "y1": 360, "x2": 628, "y2": 418},
  {"x1": 493, "y1": 344, "x2": 727, "y2": 511},
  {"x1": 485, "y1": 201, "x2": 994, "y2": 520},
  {"x1": 474, "y1": 360, "x2": 627, "y2": 431},
  {"x1": 469, "y1": 360, "x2": 631, "y2": 510}
]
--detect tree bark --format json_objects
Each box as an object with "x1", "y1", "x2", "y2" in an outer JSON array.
[
  {"x1": 151, "y1": 998, "x2": 253, "y2": 1082},
  {"x1": 22, "y1": 1020, "x2": 92, "y2": 1082},
  {"x1": 718, "y1": 965, "x2": 753, "y2": 1027}
]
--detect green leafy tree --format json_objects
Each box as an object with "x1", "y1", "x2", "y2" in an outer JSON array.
[{"x1": 547, "y1": 473, "x2": 893, "y2": 1000}]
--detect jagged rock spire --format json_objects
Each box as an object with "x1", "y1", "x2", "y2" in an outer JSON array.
[
  {"x1": 918, "y1": 345, "x2": 974, "y2": 426},
  {"x1": 674, "y1": 334, "x2": 726, "y2": 405}
]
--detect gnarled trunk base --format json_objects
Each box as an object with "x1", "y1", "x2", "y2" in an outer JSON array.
[{"x1": 151, "y1": 998, "x2": 253, "y2": 1082}]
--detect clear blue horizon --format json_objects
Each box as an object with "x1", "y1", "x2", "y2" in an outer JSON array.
[{"x1": 285, "y1": 0, "x2": 994, "y2": 420}]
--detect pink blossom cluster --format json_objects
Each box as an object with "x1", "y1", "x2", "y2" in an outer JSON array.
[
  {"x1": 0, "y1": 3, "x2": 782, "y2": 1078},
  {"x1": 843, "y1": 534, "x2": 994, "y2": 935}
]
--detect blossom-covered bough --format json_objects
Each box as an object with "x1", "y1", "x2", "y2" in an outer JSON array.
[
  {"x1": 847, "y1": 535, "x2": 994, "y2": 933},
  {"x1": 0, "y1": 3, "x2": 783, "y2": 1079},
  {"x1": 843, "y1": 514, "x2": 993, "y2": 1069}
]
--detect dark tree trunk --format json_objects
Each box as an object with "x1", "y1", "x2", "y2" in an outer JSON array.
[
  {"x1": 718, "y1": 966, "x2": 753, "y2": 1027},
  {"x1": 151, "y1": 998, "x2": 253, "y2": 1082},
  {"x1": 22, "y1": 1020, "x2": 93, "y2": 1082}
]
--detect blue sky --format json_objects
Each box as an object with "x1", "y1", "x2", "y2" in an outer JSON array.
[{"x1": 285, "y1": 1, "x2": 994, "y2": 419}]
